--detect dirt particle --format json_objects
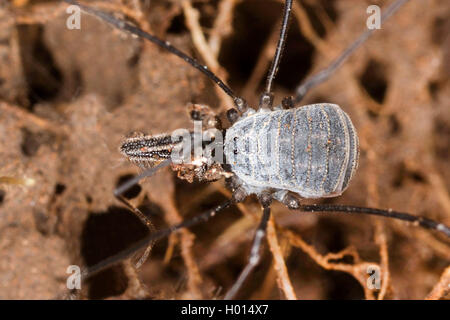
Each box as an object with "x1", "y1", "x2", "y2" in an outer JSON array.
[
  {"x1": 389, "y1": 114, "x2": 402, "y2": 135},
  {"x1": 21, "y1": 128, "x2": 41, "y2": 157},
  {"x1": 33, "y1": 211, "x2": 51, "y2": 236},
  {"x1": 54, "y1": 183, "x2": 66, "y2": 196}
]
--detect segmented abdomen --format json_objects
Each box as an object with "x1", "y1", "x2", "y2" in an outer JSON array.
[{"x1": 224, "y1": 103, "x2": 359, "y2": 198}]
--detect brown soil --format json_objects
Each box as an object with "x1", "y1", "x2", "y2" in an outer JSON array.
[{"x1": 0, "y1": 0, "x2": 449, "y2": 299}]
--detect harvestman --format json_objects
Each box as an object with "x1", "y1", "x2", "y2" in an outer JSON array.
[{"x1": 63, "y1": 0, "x2": 450, "y2": 299}]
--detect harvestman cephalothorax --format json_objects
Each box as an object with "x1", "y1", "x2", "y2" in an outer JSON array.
[{"x1": 62, "y1": 0, "x2": 449, "y2": 299}]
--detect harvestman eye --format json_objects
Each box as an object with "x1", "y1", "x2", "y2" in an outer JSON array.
[{"x1": 62, "y1": 0, "x2": 450, "y2": 300}]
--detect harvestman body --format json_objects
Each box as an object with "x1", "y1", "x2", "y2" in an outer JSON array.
[
  {"x1": 122, "y1": 103, "x2": 359, "y2": 200},
  {"x1": 63, "y1": 0, "x2": 450, "y2": 300},
  {"x1": 224, "y1": 104, "x2": 359, "y2": 200}
]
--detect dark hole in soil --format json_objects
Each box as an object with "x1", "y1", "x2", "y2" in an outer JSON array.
[
  {"x1": 392, "y1": 163, "x2": 426, "y2": 188},
  {"x1": 20, "y1": 127, "x2": 54, "y2": 157},
  {"x1": 116, "y1": 174, "x2": 142, "y2": 199},
  {"x1": 300, "y1": 0, "x2": 327, "y2": 38},
  {"x1": 410, "y1": 171, "x2": 426, "y2": 183},
  {"x1": 219, "y1": 0, "x2": 315, "y2": 93},
  {"x1": 431, "y1": 16, "x2": 450, "y2": 45},
  {"x1": 428, "y1": 80, "x2": 442, "y2": 100},
  {"x1": 54, "y1": 183, "x2": 66, "y2": 196},
  {"x1": 315, "y1": 218, "x2": 349, "y2": 257},
  {"x1": 276, "y1": 22, "x2": 315, "y2": 91},
  {"x1": 81, "y1": 206, "x2": 150, "y2": 299},
  {"x1": 86, "y1": 265, "x2": 128, "y2": 299},
  {"x1": 17, "y1": 24, "x2": 63, "y2": 109},
  {"x1": 127, "y1": 49, "x2": 142, "y2": 68},
  {"x1": 367, "y1": 109, "x2": 380, "y2": 119},
  {"x1": 318, "y1": 0, "x2": 339, "y2": 23},
  {"x1": 33, "y1": 211, "x2": 51, "y2": 236},
  {"x1": 359, "y1": 59, "x2": 388, "y2": 104},
  {"x1": 21, "y1": 128, "x2": 41, "y2": 157},
  {"x1": 324, "y1": 270, "x2": 365, "y2": 299},
  {"x1": 0, "y1": 190, "x2": 5, "y2": 205},
  {"x1": 389, "y1": 114, "x2": 401, "y2": 135},
  {"x1": 167, "y1": 13, "x2": 188, "y2": 34}
]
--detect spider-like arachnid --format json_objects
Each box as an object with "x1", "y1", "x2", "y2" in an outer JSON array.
[{"x1": 60, "y1": 0, "x2": 449, "y2": 299}]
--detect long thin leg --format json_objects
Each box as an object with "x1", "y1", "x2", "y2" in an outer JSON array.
[
  {"x1": 224, "y1": 205, "x2": 271, "y2": 300},
  {"x1": 113, "y1": 159, "x2": 172, "y2": 267},
  {"x1": 263, "y1": 0, "x2": 293, "y2": 100},
  {"x1": 299, "y1": 204, "x2": 450, "y2": 238},
  {"x1": 115, "y1": 195, "x2": 156, "y2": 268},
  {"x1": 114, "y1": 159, "x2": 171, "y2": 197},
  {"x1": 293, "y1": 0, "x2": 410, "y2": 103},
  {"x1": 62, "y1": 0, "x2": 247, "y2": 110},
  {"x1": 281, "y1": 194, "x2": 450, "y2": 238}
]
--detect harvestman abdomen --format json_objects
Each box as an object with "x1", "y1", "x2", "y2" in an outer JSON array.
[{"x1": 224, "y1": 103, "x2": 359, "y2": 199}]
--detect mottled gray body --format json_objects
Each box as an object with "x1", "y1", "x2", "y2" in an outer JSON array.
[{"x1": 224, "y1": 103, "x2": 359, "y2": 198}]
